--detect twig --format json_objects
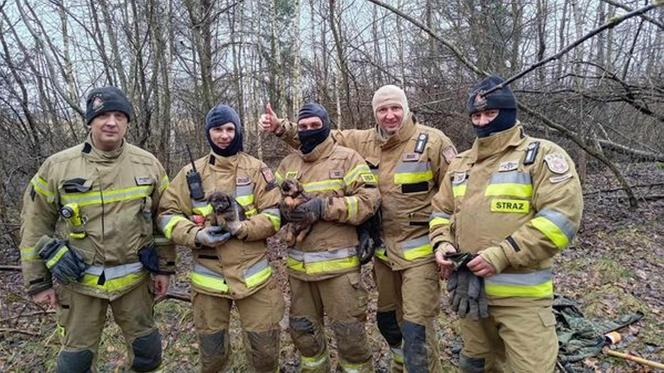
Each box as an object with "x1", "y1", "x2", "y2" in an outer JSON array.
[
  {"x1": 0, "y1": 265, "x2": 21, "y2": 271},
  {"x1": 0, "y1": 328, "x2": 41, "y2": 336},
  {"x1": 163, "y1": 290, "x2": 191, "y2": 303},
  {"x1": 600, "y1": 0, "x2": 664, "y2": 30},
  {"x1": 3, "y1": 310, "x2": 55, "y2": 321},
  {"x1": 584, "y1": 183, "x2": 664, "y2": 196},
  {"x1": 482, "y1": 2, "x2": 663, "y2": 96}
]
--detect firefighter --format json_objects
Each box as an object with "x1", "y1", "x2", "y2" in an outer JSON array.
[
  {"x1": 157, "y1": 104, "x2": 284, "y2": 372},
  {"x1": 275, "y1": 102, "x2": 380, "y2": 372},
  {"x1": 19, "y1": 86, "x2": 174, "y2": 372},
  {"x1": 430, "y1": 75, "x2": 583, "y2": 372},
  {"x1": 262, "y1": 86, "x2": 456, "y2": 372}
]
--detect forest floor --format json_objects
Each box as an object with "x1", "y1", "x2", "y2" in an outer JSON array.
[{"x1": 0, "y1": 162, "x2": 662, "y2": 372}]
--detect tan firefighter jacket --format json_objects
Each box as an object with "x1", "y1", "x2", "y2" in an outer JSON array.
[
  {"x1": 158, "y1": 152, "x2": 281, "y2": 299},
  {"x1": 278, "y1": 115, "x2": 456, "y2": 270},
  {"x1": 275, "y1": 136, "x2": 381, "y2": 281},
  {"x1": 19, "y1": 136, "x2": 174, "y2": 300},
  {"x1": 429, "y1": 124, "x2": 583, "y2": 306}
]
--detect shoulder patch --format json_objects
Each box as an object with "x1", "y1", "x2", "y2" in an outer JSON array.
[
  {"x1": 544, "y1": 153, "x2": 569, "y2": 174},
  {"x1": 549, "y1": 174, "x2": 573, "y2": 183},
  {"x1": 260, "y1": 167, "x2": 277, "y2": 190},
  {"x1": 442, "y1": 146, "x2": 457, "y2": 164}
]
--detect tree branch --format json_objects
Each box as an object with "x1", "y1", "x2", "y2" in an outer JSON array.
[{"x1": 600, "y1": 0, "x2": 664, "y2": 30}]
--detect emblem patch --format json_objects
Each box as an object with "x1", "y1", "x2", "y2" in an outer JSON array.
[
  {"x1": 549, "y1": 174, "x2": 573, "y2": 184},
  {"x1": 261, "y1": 167, "x2": 275, "y2": 183},
  {"x1": 442, "y1": 146, "x2": 457, "y2": 163},
  {"x1": 92, "y1": 96, "x2": 104, "y2": 112},
  {"x1": 498, "y1": 160, "x2": 519, "y2": 172},
  {"x1": 544, "y1": 154, "x2": 569, "y2": 174},
  {"x1": 403, "y1": 152, "x2": 419, "y2": 162},
  {"x1": 473, "y1": 91, "x2": 487, "y2": 110},
  {"x1": 452, "y1": 171, "x2": 467, "y2": 184},
  {"x1": 135, "y1": 177, "x2": 154, "y2": 186},
  {"x1": 329, "y1": 170, "x2": 344, "y2": 179},
  {"x1": 236, "y1": 176, "x2": 251, "y2": 185}
]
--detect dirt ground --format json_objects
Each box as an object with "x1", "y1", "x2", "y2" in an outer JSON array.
[{"x1": 0, "y1": 162, "x2": 662, "y2": 372}]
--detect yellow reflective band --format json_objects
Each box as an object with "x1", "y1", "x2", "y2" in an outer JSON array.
[
  {"x1": 344, "y1": 164, "x2": 372, "y2": 185},
  {"x1": 452, "y1": 184, "x2": 466, "y2": 198},
  {"x1": 261, "y1": 211, "x2": 281, "y2": 231},
  {"x1": 302, "y1": 179, "x2": 345, "y2": 193},
  {"x1": 56, "y1": 324, "x2": 66, "y2": 337},
  {"x1": 485, "y1": 184, "x2": 533, "y2": 198},
  {"x1": 393, "y1": 170, "x2": 433, "y2": 184},
  {"x1": 287, "y1": 256, "x2": 305, "y2": 272},
  {"x1": 375, "y1": 248, "x2": 388, "y2": 261},
  {"x1": 531, "y1": 216, "x2": 569, "y2": 249},
  {"x1": 31, "y1": 176, "x2": 54, "y2": 203},
  {"x1": 275, "y1": 171, "x2": 284, "y2": 184},
  {"x1": 45, "y1": 246, "x2": 69, "y2": 269},
  {"x1": 302, "y1": 350, "x2": 329, "y2": 368},
  {"x1": 159, "y1": 175, "x2": 170, "y2": 193},
  {"x1": 245, "y1": 208, "x2": 258, "y2": 218},
  {"x1": 484, "y1": 279, "x2": 553, "y2": 298},
  {"x1": 339, "y1": 360, "x2": 372, "y2": 372},
  {"x1": 192, "y1": 204, "x2": 213, "y2": 216},
  {"x1": 190, "y1": 272, "x2": 229, "y2": 294},
  {"x1": 490, "y1": 199, "x2": 530, "y2": 213},
  {"x1": 245, "y1": 266, "x2": 272, "y2": 288},
  {"x1": 403, "y1": 243, "x2": 432, "y2": 261},
  {"x1": 345, "y1": 196, "x2": 358, "y2": 221},
  {"x1": 429, "y1": 217, "x2": 450, "y2": 229},
  {"x1": 20, "y1": 246, "x2": 40, "y2": 261},
  {"x1": 81, "y1": 271, "x2": 148, "y2": 293},
  {"x1": 391, "y1": 347, "x2": 404, "y2": 364},
  {"x1": 236, "y1": 194, "x2": 255, "y2": 207},
  {"x1": 161, "y1": 215, "x2": 189, "y2": 240},
  {"x1": 61, "y1": 186, "x2": 151, "y2": 207},
  {"x1": 286, "y1": 171, "x2": 298, "y2": 179},
  {"x1": 289, "y1": 256, "x2": 360, "y2": 274}
]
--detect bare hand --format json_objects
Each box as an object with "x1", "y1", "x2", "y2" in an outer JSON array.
[
  {"x1": 434, "y1": 242, "x2": 457, "y2": 280},
  {"x1": 259, "y1": 103, "x2": 282, "y2": 133},
  {"x1": 32, "y1": 288, "x2": 58, "y2": 308},
  {"x1": 152, "y1": 274, "x2": 171, "y2": 299},
  {"x1": 467, "y1": 255, "x2": 497, "y2": 278}
]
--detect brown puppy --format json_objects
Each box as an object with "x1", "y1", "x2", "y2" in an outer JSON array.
[
  {"x1": 278, "y1": 180, "x2": 313, "y2": 246},
  {"x1": 207, "y1": 191, "x2": 245, "y2": 229}
]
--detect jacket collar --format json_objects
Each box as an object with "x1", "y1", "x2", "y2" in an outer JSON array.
[
  {"x1": 469, "y1": 123, "x2": 525, "y2": 162},
  {"x1": 378, "y1": 113, "x2": 416, "y2": 150},
  {"x1": 208, "y1": 151, "x2": 240, "y2": 172},
  {"x1": 301, "y1": 135, "x2": 335, "y2": 163},
  {"x1": 83, "y1": 134, "x2": 126, "y2": 163}
]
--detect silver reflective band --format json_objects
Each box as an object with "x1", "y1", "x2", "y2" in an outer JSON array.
[
  {"x1": 85, "y1": 262, "x2": 144, "y2": 279},
  {"x1": 193, "y1": 263, "x2": 225, "y2": 278},
  {"x1": 489, "y1": 171, "x2": 531, "y2": 185},
  {"x1": 288, "y1": 247, "x2": 357, "y2": 263},
  {"x1": 537, "y1": 209, "x2": 576, "y2": 240},
  {"x1": 485, "y1": 268, "x2": 553, "y2": 286},
  {"x1": 395, "y1": 161, "x2": 431, "y2": 173},
  {"x1": 401, "y1": 235, "x2": 430, "y2": 250}
]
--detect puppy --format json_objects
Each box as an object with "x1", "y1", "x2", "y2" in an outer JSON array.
[
  {"x1": 278, "y1": 180, "x2": 313, "y2": 246},
  {"x1": 207, "y1": 191, "x2": 245, "y2": 229}
]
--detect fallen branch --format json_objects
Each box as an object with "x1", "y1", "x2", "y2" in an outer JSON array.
[
  {"x1": 0, "y1": 265, "x2": 21, "y2": 271},
  {"x1": 0, "y1": 328, "x2": 41, "y2": 336},
  {"x1": 604, "y1": 348, "x2": 664, "y2": 369},
  {"x1": 584, "y1": 182, "x2": 664, "y2": 196},
  {"x1": 3, "y1": 310, "x2": 56, "y2": 321},
  {"x1": 164, "y1": 290, "x2": 191, "y2": 303}
]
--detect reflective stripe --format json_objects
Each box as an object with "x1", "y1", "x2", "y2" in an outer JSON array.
[
  {"x1": 191, "y1": 264, "x2": 229, "y2": 294},
  {"x1": 235, "y1": 184, "x2": 255, "y2": 206},
  {"x1": 302, "y1": 350, "x2": 329, "y2": 368},
  {"x1": 31, "y1": 175, "x2": 54, "y2": 203},
  {"x1": 302, "y1": 179, "x2": 345, "y2": 193},
  {"x1": 531, "y1": 208, "x2": 576, "y2": 249},
  {"x1": 390, "y1": 347, "x2": 404, "y2": 364},
  {"x1": 452, "y1": 183, "x2": 467, "y2": 198},
  {"x1": 345, "y1": 196, "x2": 358, "y2": 221},
  {"x1": 344, "y1": 164, "x2": 372, "y2": 185},
  {"x1": 158, "y1": 214, "x2": 189, "y2": 240},
  {"x1": 429, "y1": 212, "x2": 451, "y2": 228},
  {"x1": 339, "y1": 360, "x2": 372, "y2": 373},
  {"x1": 260, "y1": 208, "x2": 281, "y2": 231},
  {"x1": 401, "y1": 235, "x2": 433, "y2": 260},
  {"x1": 375, "y1": 247, "x2": 388, "y2": 261},
  {"x1": 394, "y1": 162, "x2": 433, "y2": 184},
  {"x1": 61, "y1": 186, "x2": 152, "y2": 207},
  {"x1": 244, "y1": 258, "x2": 273, "y2": 288},
  {"x1": 485, "y1": 172, "x2": 533, "y2": 198},
  {"x1": 485, "y1": 269, "x2": 554, "y2": 298},
  {"x1": 287, "y1": 248, "x2": 359, "y2": 274},
  {"x1": 275, "y1": 171, "x2": 284, "y2": 184},
  {"x1": 20, "y1": 246, "x2": 40, "y2": 262},
  {"x1": 192, "y1": 201, "x2": 213, "y2": 216},
  {"x1": 81, "y1": 262, "x2": 147, "y2": 293},
  {"x1": 159, "y1": 175, "x2": 170, "y2": 192},
  {"x1": 45, "y1": 246, "x2": 68, "y2": 269}
]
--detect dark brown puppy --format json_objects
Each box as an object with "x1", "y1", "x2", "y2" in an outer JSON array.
[{"x1": 278, "y1": 180, "x2": 313, "y2": 246}]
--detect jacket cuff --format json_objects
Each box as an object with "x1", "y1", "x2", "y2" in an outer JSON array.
[
  {"x1": 479, "y1": 245, "x2": 509, "y2": 274},
  {"x1": 27, "y1": 281, "x2": 53, "y2": 296}
]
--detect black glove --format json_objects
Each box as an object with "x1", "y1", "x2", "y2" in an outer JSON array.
[
  {"x1": 285, "y1": 198, "x2": 324, "y2": 224},
  {"x1": 447, "y1": 255, "x2": 489, "y2": 320},
  {"x1": 138, "y1": 243, "x2": 160, "y2": 274},
  {"x1": 38, "y1": 237, "x2": 88, "y2": 285},
  {"x1": 356, "y1": 226, "x2": 375, "y2": 265}
]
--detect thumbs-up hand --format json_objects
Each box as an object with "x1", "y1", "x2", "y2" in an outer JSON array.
[{"x1": 260, "y1": 103, "x2": 282, "y2": 133}]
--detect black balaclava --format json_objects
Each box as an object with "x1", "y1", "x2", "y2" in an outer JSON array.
[
  {"x1": 85, "y1": 86, "x2": 133, "y2": 125},
  {"x1": 205, "y1": 104, "x2": 243, "y2": 157},
  {"x1": 467, "y1": 75, "x2": 518, "y2": 138},
  {"x1": 297, "y1": 102, "x2": 331, "y2": 154}
]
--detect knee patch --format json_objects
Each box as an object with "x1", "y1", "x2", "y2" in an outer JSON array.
[
  {"x1": 331, "y1": 321, "x2": 371, "y2": 364},
  {"x1": 56, "y1": 349, "x2": 94, "y2": 373},
  {"x1": 289, "y1": 316, "x2": 326, "y2": 358},
  {"x1": 245, "y1": 329, "x2": 280, "y2": 372},
  {"x1": 377, "y1": 310, "x2": 402, "y2": 347},
  {"x1": 459, "y1": 354, "x2": 485, "y2": 373},
  {"x1": 131, "y1": 329, "x2": 162, "y2": 372},
  {"x1": 402, "y1": 320, "x2": 428, "y2": 373},
  {"x1": 199, "y1": 329, "x2": 229, "y2": 371}
]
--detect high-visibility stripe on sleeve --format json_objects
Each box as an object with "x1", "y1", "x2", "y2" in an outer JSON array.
[
  {"x1": 159, "y1": 175, "x2": 170, "y2": 193},
  {"x1": 343, "y1": 163, "x2": 372, "y2": 185},
  {"x1": 260, "y1": 208, "x2": 281, "y2": 231},
  {"x1": 530, "y1": 208, "x2": 576, "y2": 249},
  {"x1": 31, "y1": 175, "x2": 54, "y2": 203},
  {"x1": 192, "y1": 202, "x2": 213, "y2": 217},
  {"x1": 158, "y1": 214, "x2": 189, "y2": 239},
  {"x1": 345, "y1": 196, "x2": 359, "y2": 221},
  {"x1": 429, "y1": 212, "x2": 451, "y2": 229},
  {"x1": 20, "y1": 246, "x2": 40, "y2": 262}
]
